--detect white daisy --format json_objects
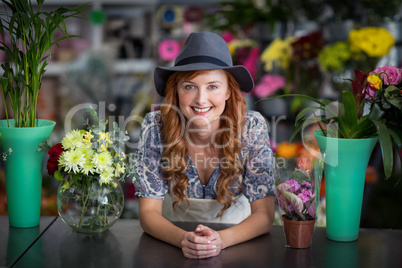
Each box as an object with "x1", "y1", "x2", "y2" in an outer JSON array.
[
  {"x1": 59, "y1": 149, "x2": 85, "y2": 174},
  {"x1": 92, "y1": 151, "x2": 113, "y2": 173},
  {"x1": 99, "y1": 168, "x2": 114, "y2": 186},
  {"x1": 61, "y1": 130, "x2": 84, "y2": 150}
]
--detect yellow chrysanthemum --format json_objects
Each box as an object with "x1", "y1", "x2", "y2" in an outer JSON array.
[
  {"x1": 348, "y1": 27, "x2": 395, "y2": 58},
  {"x1": 260, "y1": 37, "x2": 295, "y2": 72}
]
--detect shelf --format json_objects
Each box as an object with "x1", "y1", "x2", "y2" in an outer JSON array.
[{"x1": 0, "y1": 59, "x2": 155, "y2": 77}]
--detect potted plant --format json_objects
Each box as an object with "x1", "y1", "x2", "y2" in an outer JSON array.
[
  {"x1": 264, "y1": 65, "x2": 402, "y2": 241},
  {"x1": 0, "y1": 0, "x2": 88, "y2": 227},
  {"x1": 275, "y1": 156, "x2": 323, "y2": 249}
]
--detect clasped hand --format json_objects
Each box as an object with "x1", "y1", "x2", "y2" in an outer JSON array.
[{"x1": 181, "y1": 224, "x2": 222, "y2": 259}]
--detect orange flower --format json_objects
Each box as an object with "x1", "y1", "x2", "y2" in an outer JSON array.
[{"x1": 276, "y1": 142, "x2": 299, "y2": 158}]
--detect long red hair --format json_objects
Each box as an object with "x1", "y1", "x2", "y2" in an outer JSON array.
[{"x1": 160, "y1": 70, "x2": 247, "y2": 216}]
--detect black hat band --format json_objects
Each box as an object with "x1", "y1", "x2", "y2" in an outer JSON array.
[{"x1": 175, "y1": 55, "x2": 229, "y2": 67}]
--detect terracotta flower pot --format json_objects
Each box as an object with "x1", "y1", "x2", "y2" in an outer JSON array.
[{"x1": 282, "y1": 215, "x2": 316, "y2": 249}]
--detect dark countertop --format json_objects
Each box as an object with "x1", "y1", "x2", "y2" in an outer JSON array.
[
  {"x1": 1, "y1": 216, "x2": 401, "y2": 268},
  {"x1": 0, "y1": 216, "x2": 57, "y2": 268}
]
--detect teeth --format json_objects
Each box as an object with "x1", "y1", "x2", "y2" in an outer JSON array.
[{"x1": 193, "y1": 107, "x2": 211, "y2": 112}]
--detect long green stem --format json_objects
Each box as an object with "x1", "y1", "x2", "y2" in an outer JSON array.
[{"x1": 78, "y1": 180, "x2": 92, "y2": 227}]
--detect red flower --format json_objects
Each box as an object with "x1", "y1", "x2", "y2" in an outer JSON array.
[{"x1": 47, "y1": 143, "x2": 64, "y2": 176}]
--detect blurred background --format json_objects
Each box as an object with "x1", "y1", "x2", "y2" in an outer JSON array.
[{"x1": 0, "y1": 0, "x2": 401, "y2": 229}]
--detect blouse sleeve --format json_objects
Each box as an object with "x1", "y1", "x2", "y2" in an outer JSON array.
[
  {"x1": 242, "y1": 111, "x2": 275, "y2": 202},
  {"x1": 133, "y1": 112, "x2": 168, "y2": 200}
]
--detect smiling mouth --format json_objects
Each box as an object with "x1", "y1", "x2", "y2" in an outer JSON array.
[{"x1": 192, "y1": 107, "x2": 212, "y2": 113}]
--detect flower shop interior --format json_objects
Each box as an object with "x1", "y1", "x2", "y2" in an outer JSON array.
[{"x1": 1, "y1": 0, "x2": 402, "y2": 230}]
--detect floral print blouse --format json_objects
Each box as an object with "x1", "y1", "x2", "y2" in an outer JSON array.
[{"x1": 133, "y1": 110, "x2": 275, "y2": 202}]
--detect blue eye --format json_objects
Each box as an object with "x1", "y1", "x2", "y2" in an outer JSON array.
[
  {"x1": 209, "y1": 85, "x2": 218, "y2": 90},
  {"x1": 184, "y1": 84, "x2": 195, "y2": 90}
]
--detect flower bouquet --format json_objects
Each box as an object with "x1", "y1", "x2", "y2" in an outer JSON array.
[
  {"x1": 275, "y1": 156, "x2": 323, "y2": 248},
  {"x1": 48, "y1": 107, "x2": 137, "y2": 233}
]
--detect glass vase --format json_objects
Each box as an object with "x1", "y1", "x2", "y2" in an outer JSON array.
[{"x1": 57, "y1": 174, "x2": 124, "y2": 233}]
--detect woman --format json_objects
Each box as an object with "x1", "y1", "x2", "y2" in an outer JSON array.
[{"x1": 134, "y1": 32, "x2": 275, "y2": 259}]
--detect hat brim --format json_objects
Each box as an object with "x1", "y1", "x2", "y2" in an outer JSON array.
[{"x1": 154, "y1": 63, "x2": 254, "y2": 96}]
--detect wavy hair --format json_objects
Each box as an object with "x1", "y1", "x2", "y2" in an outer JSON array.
[{"x1": 160, "y1": 70, "x2": 246, "y2": 216}]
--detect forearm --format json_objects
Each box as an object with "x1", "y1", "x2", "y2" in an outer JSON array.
[
  {"x1": 218, "y1": 196, "x2": 275, "y2": 249},
  {"x1": 138, "y1": 201, "x2": 186, "y2": 248}
]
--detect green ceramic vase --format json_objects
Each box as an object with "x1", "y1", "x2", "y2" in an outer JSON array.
[
  {"x1": 313, "y1": 130, "x2": 378, "y2": 242},
  {"x1": 0, "y1": 119, "x2": 56, "y2": 228}
]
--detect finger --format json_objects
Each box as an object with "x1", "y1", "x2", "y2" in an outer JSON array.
[
  {"x1": 182, "y1": 246, "x2": 218, "y2": 259},
  {"x1": 195, "y1": 225, "x2": 213, "y2": 236},
  {"x1": 195, "y1": 224, "x2": 207, "y2": 233},
  {"x1": 183, "y1": 232, "x2": 212, "y2": 245}
]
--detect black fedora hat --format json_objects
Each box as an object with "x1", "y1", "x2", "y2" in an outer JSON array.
[{"x1": 154, "y1": 32, "x2": 254, "y2": 96}]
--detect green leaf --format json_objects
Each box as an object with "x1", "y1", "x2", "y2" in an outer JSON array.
[
  {"x1": 282, "y1": 191, "x2": 304, "y2": 219},
  {"x1": 384, "y1": 86, "x2": 402, "y2": 110},
  {"x1": 342, "y1": 90, "x2": 358, "y2": 130},
  {"x1": 368, "y1": 103, "x2": 385, "y2": 121},
  {"x1": 54, "y1": 170, "x2": 64, "y2": 181},
  {"x1": 295, "y1": 106, "x2": 323, "y2": 125},
  {"x1": 373, "y1": 120, "x2": 393, "y2": 179},
  {"x1": 289, "y1": 170, "x2": 311, "y2": 184},
  {"x1": 257, "y1": 93, "x2": 327, "y2": 107}
]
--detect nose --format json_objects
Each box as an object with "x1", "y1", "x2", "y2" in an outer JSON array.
[{"x1": 195, "y1": 88, "x2": 208, "y2": 104}]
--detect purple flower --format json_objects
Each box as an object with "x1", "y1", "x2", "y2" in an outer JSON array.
[
  {"x1": 297, "y1": 188, "x2": 314, "y2": 203},
  {"x1": 301, "y1": 181, "x2": 312, "y2": 190},
  {"x1": 371, "y1": 65, "x2": 402, "y2": 86},
  {"x1": 284, "y1": 179, "x2": 300, "y2": 193}
]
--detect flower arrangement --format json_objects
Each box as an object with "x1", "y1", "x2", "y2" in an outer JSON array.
[
  {"x1": 253, "y1": 74, "x2": 286, "y2": 98},
  {"x1": 267, "y1": 65, "x2": 402, "y2": 180},
  {"x1": 318, "y1": 41, "x2": 352, "y2": 73},
  {"x1": 275, "y1": 158, "x2": 320, "y2": 221},
  {"x1": 260, "y1": 37, "x2": 295, "y2": 73},
  {"x1": 47, "y1": 107, "x2": 137, "y2": 231},
  {"x1": 223, "y1": 31, "x2": 260, "y2": 81},
  {"x1": 318, "y1": 27, "x2": 395, "y2": 75},
  {"x1": 259, "y1": 31, "x2": 325, "y2": 109},
  {"x1": 348, "y1": 27, "x2": 395, "y2": 59},
  {"x1": 48, "y1": 108, "x2": 131, "y2": 184}
]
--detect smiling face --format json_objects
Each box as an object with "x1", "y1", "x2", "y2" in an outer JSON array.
[{"x1": 177, "y1": 69, "x2": 231, "y2": 131}]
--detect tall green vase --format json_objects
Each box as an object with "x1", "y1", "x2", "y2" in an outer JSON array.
[
  {"x1": 0, "y1": 119, "x2": 56, "y2": 228},
  {"x1": 313, "y1": 130, "x2": 378, "y2": 242}
]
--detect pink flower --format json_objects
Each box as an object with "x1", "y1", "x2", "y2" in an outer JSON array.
[
  {"x1": 371, "y1": 65, "x2": 402, "y2": 86},
  {"x1": 301, "y1": 181, "x2": 312, "y2": 190},
  {"x1": 297, "y1": 188, "x2": 314, "y2": 203},
  {"x1": 253, "y1": 74, "x2": 286, "y2": 98},
  {"x1": 284, "y1": 179, "x2": 300, "y2": 193},
  {"x1": 243, "y1": 47, "x2": 260, "y2": 81}
]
